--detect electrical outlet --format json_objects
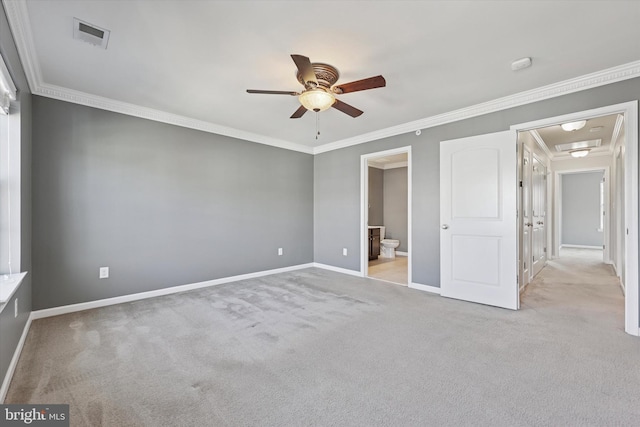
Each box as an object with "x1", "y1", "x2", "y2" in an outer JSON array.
[
  {"x1": 278, "y1": 248, "x2": 283, "y2": 256},
  {"x1": 14, "y1": 298, "x2": 18, "y2": 318},
  {"x1": 99, "y1": 267, "x2": 109, "y2": 279},
  {"x1": 343, "y1": 248, "x2": 348, "y2": 256}
]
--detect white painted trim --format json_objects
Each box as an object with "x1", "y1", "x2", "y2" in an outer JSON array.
[
  {"x1": 314, "y1": 61, "x2": 640, "y2": 154},
  {"x1": 623, "y1": 102, "x2": 639, "y2": 336},
  {"x1": 312, "y1": 263, "x2": 362, "y2": 277},
  {"x1": 36, "y1": 84, "x2": 314, "y2": 154},
  {"x1": 560, "y1": 244, "x2": 604, "y2": 250},
  {"x1": 360, "y1": 146, "x2": 412, "y2": 286},
  {"x1": 1, "y1": 0, "x2": 41, "y2": 93},
  {"x1": 368, "y1": 277, "x2": 408, "y2": 287},
  {"x1": 396, "y1": 251, "x2": 408, "y2": 256},
  {"x1": 409, "y1": 282, "x2": 441, "y2": 295},
  {"x1": 30, "y1": 263, "x2": 314, "y2": 320},
  {"x1": 4, "y1": 1, "x2": 640, "y2": 155},
  {"x1": 0, "y1": 271, "x2": 28, "y2": 308},
  {"x1": 0, "y1": 313, "x2": 32, "y2": 403},
  {"x1": 512, "y1": 101, "x2": 639, "y2": 337},
  {"x1": 529, "y1": 130, "x2": 554, "y2": 160}
]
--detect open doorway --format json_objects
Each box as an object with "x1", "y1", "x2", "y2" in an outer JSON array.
[
  {"x1": 512, "y1": 101, "x2": 638, "y2": 336},
  {"x1": 557, "y1": 169, "x2": 607, "y2": 260},
  {"x1": 360, "y1": 147, "x2": 411, "y2": 286}
]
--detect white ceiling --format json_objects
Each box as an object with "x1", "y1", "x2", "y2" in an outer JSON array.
[{"x1": 5, "y1": 0, "x2": 640, "y2": 153}]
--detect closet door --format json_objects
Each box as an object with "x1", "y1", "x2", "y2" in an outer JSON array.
[
  {"x1": 531, "y1": 156, "x2": 547, "y2": 277},
  {"x1": 521, "y1": 145, "x2": 532, "y2": 287}
]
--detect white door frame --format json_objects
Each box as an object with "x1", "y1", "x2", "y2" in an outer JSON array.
[
  {"x1": 510, "y1": 101, "x2": 639, "y2": 336},
  {"x1": 360, "y1": 146, "x2": 412, "y2": 285},
  {"x1": 554, "y1": 167, "x2": 610, "y2": 260}
]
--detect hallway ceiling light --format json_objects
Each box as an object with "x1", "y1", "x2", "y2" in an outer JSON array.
[
  {"x1": 561, "y1": 120, "x2": 587, "y2": 131},
  {"x1": 570, "y1": 149, "x2": 590, "y2": 158}
]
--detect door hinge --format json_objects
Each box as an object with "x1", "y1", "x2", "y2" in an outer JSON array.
[
  {"x1": 519, "y1": 180, "x2": 523, "y2": 187},
  {"x1": 543, "y1": 247, "x2": 547, "y2": 253},
  {"x1": 603, "y1": 245, "x2": 605, "y2": 249}
]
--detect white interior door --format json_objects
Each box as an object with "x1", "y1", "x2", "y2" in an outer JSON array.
[
  {"x1": 440, "y1": 130, "x2": 518, "y2": 310},
  {"x1": 521, "y1": 145, "x2": 532, "y2": 287},
  {"x1": 531, "y1": 156, "x2": 547, "y2": 276}
]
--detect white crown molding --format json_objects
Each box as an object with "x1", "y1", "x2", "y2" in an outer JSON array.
[
  {"x1": 368, "y1": 160, "x2": 408, "y2": 170},
  {"x1": 314, "y1": 60, "x2": 640, "y2": 154},
  {"x1": 36, "y1": 82, "x2": 314, "y2": 154},
  {"x1": 2, "y1": 0, "x2": 41, "y2": 92},
  {"x1": 3, "y1": 0, "x2": 313, "y2": 154},
  {"x1": 5, "y1": 0, "x2": 640, "y2": 156},
  {"x1": 529, "y1": 129, "x2": 555, "y2": 160}
]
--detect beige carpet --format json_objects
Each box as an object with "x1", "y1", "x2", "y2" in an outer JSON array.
[{"x1": 5, "y1": 255, "x2": 639, "y2": 426}]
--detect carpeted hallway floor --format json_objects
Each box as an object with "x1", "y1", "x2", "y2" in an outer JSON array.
[{"x1": 5, "y1": 252, "x2": 639, "y2": 426}]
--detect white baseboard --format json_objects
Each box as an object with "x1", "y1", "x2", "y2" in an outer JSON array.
[
  {"x1": 396, "y1": 251, "x2": 408, "y2": 256},
  {"x1": 312, "y1": 263, "x2": 363, "y2": 277},
  {"x1": 31, "y1": 263, "x2": 315, "y2": 320},
  {"x1": 409, "y1": 282, "x2": 441, "y2": 294},
  {"x1": 560, "y1": 244, "x2": 603, "y2": 250},
  {"x1": 1, "y1": 313, "x2": 32, "y2": 403}
]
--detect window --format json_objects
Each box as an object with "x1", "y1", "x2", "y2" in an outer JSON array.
[
  {"x1": 0, "y1": 53, "x2": 16, "y2": 114},
  {"x1": 0, "y1": 52, "x2": 25, "y2": 307}
]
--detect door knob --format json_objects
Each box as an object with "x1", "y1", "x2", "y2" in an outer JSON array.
[
  {"x1": 441, "y1": 224, "x2": 449, "y2": 230},
  {"x1": 537, "y1": 221, "x2": 544, "y2": 225}
]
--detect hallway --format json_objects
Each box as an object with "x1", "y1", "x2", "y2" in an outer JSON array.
[{"x1": 521, "y1": 248, "x2": 624, "y2": 331}]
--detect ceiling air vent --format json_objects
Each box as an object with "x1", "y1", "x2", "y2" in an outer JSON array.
[{"x1": 73, "y1": 18, "x2": 110, "y2": 49}]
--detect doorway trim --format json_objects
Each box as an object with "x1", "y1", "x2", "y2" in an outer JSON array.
[
  {"x1": 554, "y1": 167, "x2": 610, "y2": 261},
  {"x1": 360, "y1": 146, "x2": 412, "y2": 285},
  {"x1": 510, "y1": 101, "x2": 639, "y2": 336}
]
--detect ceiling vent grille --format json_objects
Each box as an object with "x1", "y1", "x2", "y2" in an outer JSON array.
[{"x1": 73, "y1": 18, "x2": 110, "y2": 49}]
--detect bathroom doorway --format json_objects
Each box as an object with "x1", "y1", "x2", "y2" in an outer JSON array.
[{"x1": 361, "y1": 147, "x2": 411, "y2": 286}]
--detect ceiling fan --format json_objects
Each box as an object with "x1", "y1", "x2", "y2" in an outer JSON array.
[{"x1": 247, "y1": 54, "x2": 386, "y2": 119}]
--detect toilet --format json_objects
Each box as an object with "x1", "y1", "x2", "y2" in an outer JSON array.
[
  {"x1": 380, "y1": 239, "x2": 400, "y2": 258},
  {"x1": 374, "y1": 226, "x2": 400, "y2": 258}
]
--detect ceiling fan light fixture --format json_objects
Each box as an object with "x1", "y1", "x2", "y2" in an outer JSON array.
[
  {"x1": 570, "y1": 149, "x2": 590, "y2": 158},
  {"x1": 298, "y1": 89, "x2": 335, "y2": 112},
  {"x1": 561, "y1": 120, "x2": 587, "y2": 131}
]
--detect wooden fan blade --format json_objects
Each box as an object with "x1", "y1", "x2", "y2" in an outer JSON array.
[
  {"x1": 290, "y1": 105, "x2": 307, "y2": 119},
  {"x1": 332, "y1": 99, "x2": 363, "y2": 117},
  {"x1": 291, "y1": 54, "x2": 318, "y2": 86},
  {"x1": 333, "y1": 75, "x2": 386, "y2": 94},
  {"x1": 246, "y1": 89, "x2": 299, "y2": 95}
]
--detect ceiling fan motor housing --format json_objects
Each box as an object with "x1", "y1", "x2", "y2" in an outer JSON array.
[{"x1": 297, "y1": 63, "x2": 340, "y2": 90}]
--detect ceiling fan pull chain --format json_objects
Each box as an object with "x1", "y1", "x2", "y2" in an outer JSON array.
[{"x1": 316, "y1": 111, "x2": 320, "y2": 140}]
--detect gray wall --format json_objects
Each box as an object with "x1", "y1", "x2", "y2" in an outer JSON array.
[
  {"x1": 32, "y1": 97, "x2": 313, "y2": 310},
  {"x1": 383, "y1": 167, "x2": 408, "y2": 252},
  {"x1": 0, "y1": 2, "x2": 32, "y2": 394},
  {"x1": 562, "y1": 171, "x2": 604, "y2": 247},
  {"x1": 368, "y1": 167, "x2": 384, "y2": 225},
  {"x1": 314, "y1": 76, "x2": 640, "y2": 288}
]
